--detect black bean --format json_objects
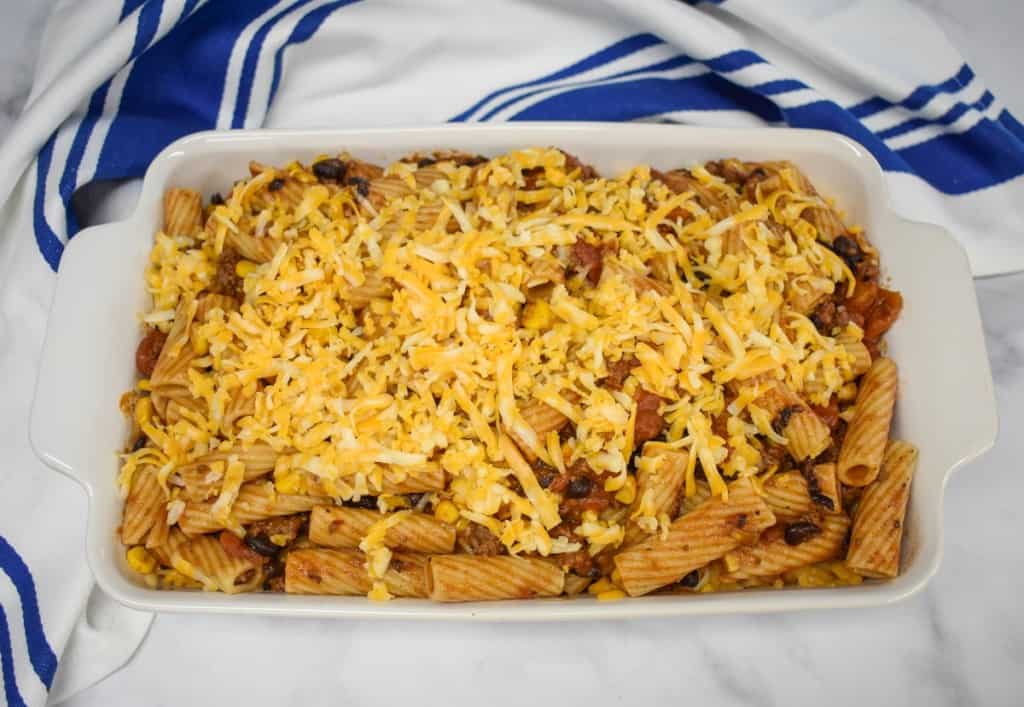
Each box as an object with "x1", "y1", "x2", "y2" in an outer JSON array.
[
  {"x1": 244, "y1": 534, "x2": 281, "y2": 558},
  {"x1": 678, "y1": 570, "x2": 700, "y2": 588},
  {"x1": 565, "y1": 476, "x2": 593, "y2": 499},
  {"x1": 504, "y1": 474, "x2": 525, "y2": 497},
  {"x1": 784, "y1": 521, "x2": 822, "y2": 546},
  {"x1": 587, "y1": 565, "x2": 602, "y2": 580},
  {"x1": 263, "y1": 555, "x2": 285, "y2": 591},
  {"x1": 210, "y1": 192, "x2": 225, "y2": 206},
  {"x1": 809, "y1": 490, "x2": 834, "y2": 510},
  {"x1": 809, "y1": 300, "x2": 836, "y2": 333},
  {"x1": 828, "y1": 235, "x2": 864, "y2": 271},
  {"x1": 799, "y1": 463, "x2": 835, "y2": 510},
  {"x1": 417, "y1": 157, "x2": 437, "y2": 167},
  {"x1": 346, "y1": 495, "x2": 378, "y2": 510},
  {"x1": 268, "y1": 177, "x2": 285, "y2": 192},
  {"x1": 772, "y1": 405, "x2": 803, "y2": 435},
  {"x1": 312, "y1": 158, "x2": 347, "y2": 182},
  {"x1": 131, "y1": 435, "x2": 148, "y2": 452},
  {"x1": 407, "y1": 493, "x2": 425, "y2": 507},
  {"x1": 348, "y1": 176, "x2": 370, "y2": 197},
  {"x1": 266, "y1": 555, "x2": 285, "y2": 579},
  {"x1": 530, "y1": 458, "x2": 559, "y2": 489}
]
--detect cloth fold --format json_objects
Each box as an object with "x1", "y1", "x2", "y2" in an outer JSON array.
[{"x1": 0, "y1": 1, "x2": 1020, "y2": 704}]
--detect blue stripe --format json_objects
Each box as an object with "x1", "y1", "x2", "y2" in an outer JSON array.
[
  {"x1": 34, "y1": 0, "x2": 151, "y2": 267},
  {"x1": 130, "y1": 0, "x2": 165, "y2": 60},
  {"x1": 783, "y1": 100, "x2": 907, "y2": 173},
  {"x1": 451, "y1": 33, "x2": 663, "y2": 122},
  {"x1": 903, "y1": 63, "x2": 974, "y2": 110},
  {"x1": 896, "y1": 118, "x2": 1024, "y2": 193},
  {"x1": 120, "y1": 0, "x2": 148, "y2": 17},
  {"x1": 56, "y1": 83, "x2": 110, "y2": 239},
  {"x1": 56, "y1": 0, "x2": 164, "y2": 242},
  {"x1": 848, "y1": 95, "x2": 889, "y2": 119},
  {"x1": 90, "y1": 0, "x2": 281, "y2": 199},
  {"x1": 32, "y1": 0, "x2": 200, "y2": 269},
  {"x1": 878, "y1": 114, "x2": 940, "y2": 141},
  {"x1": 266, "y1": 1, "x2": 363, "y2": 117},
  {"x1": 232, "y1": 0, "x2": 318, "y2": 129},
  {"x1": 876, "y1": 89, "x2": 997, "y2": 141},
  {"x1": 32, "y1": 134, "x2": 63, "y2": 271},
  {"x1": 751, "y1": 78, "x2": 808, "y2": 95},
  {"x1": 701, "y1": 49, "x2": 763, "y2": 73},
  {"x1": 478, "y1": 54, "x2": 695, "y2": 121},
  {"x1": 0, "y1": 537, "x2": 57, "y2": 690},
  {"x1": 0, "y1": 605, "x2": 27, "y2": 707},
  {"x1": 848, "y1": 63, "x2": 975, "y2": 120},
  {"x1": 998, "y1": 109, "x2": 1024, "y2": 142},
  {"x1": 507, "y1": 73, "x2": 782, "y2": 123}
]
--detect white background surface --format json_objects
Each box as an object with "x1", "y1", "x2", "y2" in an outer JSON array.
[{"x1": 1, "y1": 1, "x2": 1022, "y2": 705}]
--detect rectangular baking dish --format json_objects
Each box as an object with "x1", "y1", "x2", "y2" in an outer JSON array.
[{"x1": 30, "y1": 123, "x2": 997, "y2": 619}]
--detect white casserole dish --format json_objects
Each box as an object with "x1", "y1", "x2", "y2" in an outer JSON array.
[{"x1": 30, "y1": 123, "x2": 997, "y2": 619}]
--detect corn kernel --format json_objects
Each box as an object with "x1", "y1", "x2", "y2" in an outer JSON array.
[
  {"x1": 379, "y1": 494, "x2": 410, "y2": 511},
  {"x1": 521, "y1": 301, "x2": 553, "y2": 330},
  {"x1": 136, "y1": 378, "x2": 152, "y2": 392},
  {"x1": 434, "y1": 500, "x2": 459, "y2": 524},
  {"x1": 126, "y1": 546, "x2": 156, "y2": 575},
  {"x1": 134, "y1": 396, "x2": 153, "y2": 428},
  {"x1": 274, "y1": 471, "x2": 303, "y2": 495},
  {"x1": 587, "y1": 578, "x2": 615, "y2": 595},
  {"x1": 306, "y1": 327, "x2": 333, "y2": 344},
  {"x1": 191, "y1": 333, "x2": 209, "y2": 355},
  {"x1": 597, "y1": 589, "x2": 626, "y2": 601},
  {"x1": 837, "y1": 382, "x2": 858, "y2": 402},
  {"x1": 603, "y1": 473, "x2": 626, "y2": 492},
  {"x1": 160, "y1": 569, "x2": 199, "y2": 589},
  {"x1": 723, "y1": 552, "x2": 740, "y2": 573},
  {"x1": 368, "y1": 581, "x2": 393, "y2": 602},
  {"x1": 234, "y1": 260, "x2": 258, "y2": 278},
  {"x1": 270, "y1": 533, "x2": 290, "y2": 547},
  {"x1": 614, "y1": 475, "x2": 637, "y2": 505}
]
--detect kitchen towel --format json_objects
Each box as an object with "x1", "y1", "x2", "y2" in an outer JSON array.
[{"x1": 0, "y1": 0, "x2": 1021, "y2": 704}]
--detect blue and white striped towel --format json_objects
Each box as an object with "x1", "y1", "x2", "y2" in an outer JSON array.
[{"x1": 1, "y1": 0, "x2": 1020, "y2": 703}]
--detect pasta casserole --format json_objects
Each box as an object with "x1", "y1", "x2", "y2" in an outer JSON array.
[{"x1": 118, "y1": 147, "x2": 913, "y2": 601}]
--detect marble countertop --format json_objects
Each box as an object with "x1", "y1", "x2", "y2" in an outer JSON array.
[{"x1": 2, "y1": 1, "x2": 1021, "y2": 705}]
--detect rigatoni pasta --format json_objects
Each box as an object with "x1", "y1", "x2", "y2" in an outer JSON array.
[
  {"x1": 838, "y1": 358, "x2": 898, "y2": 486},
  {"x1": 119, "y1": 148, "x2": 912, "y2": 603},
  {"x1": 614, "y1": 477, "x2": 775, "y2": 596},
  {"x1": 428, "y1": 556, "x2": 565, "y2": 602},
  {"x1": 721, "y1": 513, "x2": 850, "y2": 580},
  {"x1": 846, "y1": 441, "x2": 917, "y2": 577},
  {"x1": 285, "y1": 549, "x2": 429, "y2": 598},
  {"x1": 308, "y1": 506, "x2": 455, "y2": 554}
]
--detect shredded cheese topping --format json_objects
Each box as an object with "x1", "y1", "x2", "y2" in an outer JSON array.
[{"x1": 124, "y1": 148, "x2": 869, "y2": 585}]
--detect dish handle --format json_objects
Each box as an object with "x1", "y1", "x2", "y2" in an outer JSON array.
[
  {"x1": 30, "y1": 219, "x2": 143, "y2": 495},
  {"x1": 891, "y1": 217, "x2": 998, "y2": 480}
]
